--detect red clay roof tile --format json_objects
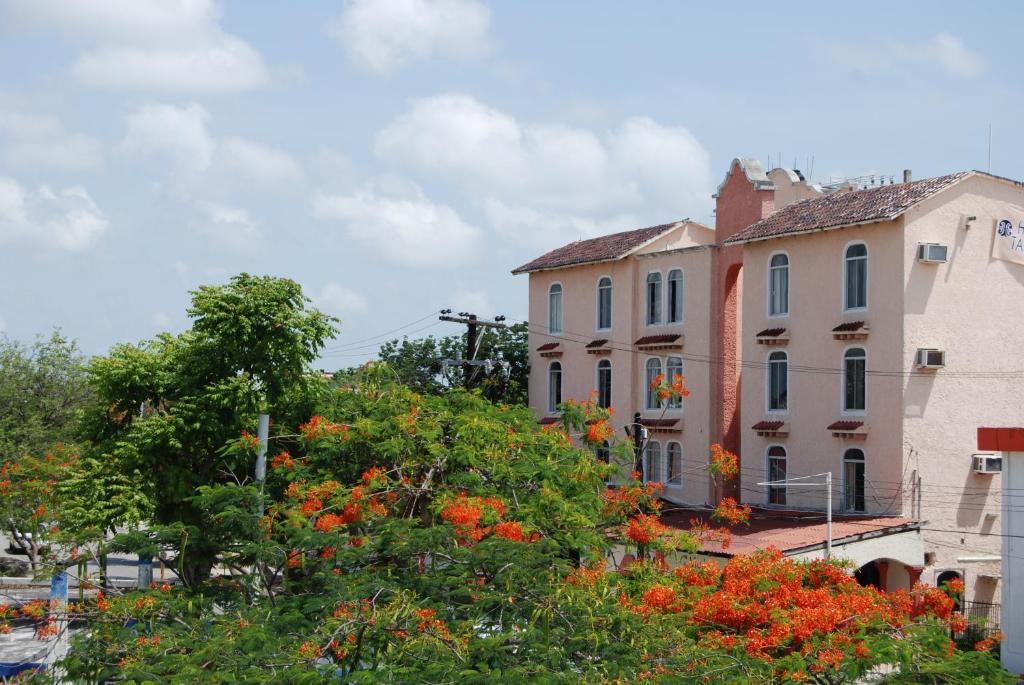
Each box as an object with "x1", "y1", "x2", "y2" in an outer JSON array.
[
  {"x1": 724, "y1": 172, "x2": 970, "y2": 245},
  {"x1": 756, "y1": 328, "x2": 787, "y2": 337},
  {"x1": 536, "y1": 342, "x2": 560, "y2": 351},
  {"x1": 586, "y1": 339, "x2": 609, "y2": 348},
  {"x1": 827, "y1": 420, "x2": 864, "y2": 431},
  {"x1": 512, "y1": 221, "x2": 683, "y2": 274},
  {"x1": 832, "y1": 321, "x2": 866, "y2": 333},
  {"x1": 752, "y1": 420, "x2": 785, "y2": 431},
  {"x1": 639, "y1": 418, "x2": 679, "y2": 428},
  {"x1": 635, "y1": 334, "x2": 681, "y2": 346}
]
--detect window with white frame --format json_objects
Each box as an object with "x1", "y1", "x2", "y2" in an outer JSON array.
[
  {"x1": 767, "y1": 350, "x2": 788, "y2": 412},
  {"x1": 595, "y1": 442, "x2": 611, "y2": 464},
  {"x1": 666, "y1": 357, "x2": 683, "y2": 409},
  {"x1": 843, "y1": 448, "x2": 866, "y2": 512},
  {"x1": 596, "y1": 359, "x2": 612, "y2": 409},
  {"x1": 769, "y1": 253, "x2": 789, "y2": 316},
  {"x1": 548, "y1": 283, "x2": 563, "y2": 333},
  {"x1": 843, "y1": 348, "x2": 866, "y2": 412},
  {"x1": 767, "y1": 445, "x2": 787, "y2": 505},
  {"x1": 548, "y1": 361, "x2": 562, "y2": 412},
  {"x1": 597, "y1": 277, "x2": 612, "y2": 330},
  {"x1": 667, "y1": 441, "x2": 682, "y2": 486},
  {"x1": 646, "y1": 272, "x2": 662, "y2": 325},
  {"x1": 667, "y1": 269, "x2": 683, "y2": 323},
  {"x1": 645, "y1": 440, "x2": 663, "y2": 484},
  {"x1": 844, "y1": 244, "x2": 868, "y2": 310},
  {"x1": 645, "y1": 357, "x2": 663, "y2": 409}
]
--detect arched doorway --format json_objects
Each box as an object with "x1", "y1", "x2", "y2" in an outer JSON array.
[
  {"x1": 936, "y1": 570, "x2": 963, "y2": 612},
  {"x1": 855, "y1": 561, "x2": 881, "y2": 589}
]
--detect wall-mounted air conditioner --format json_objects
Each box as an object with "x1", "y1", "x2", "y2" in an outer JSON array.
[
  {"x1": 972, "y1": 454, "x2": 1002, "y2": 474},
  {"x1": 917, "y1": 243, "x2": 949, "y2": 263},
  {"x1": 915, "y1": 348, "x2": 945, "y2": 369}
]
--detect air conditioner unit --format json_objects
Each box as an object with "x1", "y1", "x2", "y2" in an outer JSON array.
[
  {"x1": 916, "y1": 348, "x2": 945, "y2": 369},
  {"x1": 917, "y1": 243, "x2": 949, "y2": 263},
  {"x1": 973, "y1": 454, "x2": 1002, "y2": 475}
]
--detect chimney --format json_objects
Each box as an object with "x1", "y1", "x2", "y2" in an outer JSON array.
[{"x1": 903, "y1": 169, "x2": 912, "y2": 183}]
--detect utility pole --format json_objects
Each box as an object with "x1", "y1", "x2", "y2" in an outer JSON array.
[
  {"x1": 624, "y1": 412, "x2": 649, "y2": 480},
  {"x1": 438, "y1": 310, "x2": 508, "y2": 389}
]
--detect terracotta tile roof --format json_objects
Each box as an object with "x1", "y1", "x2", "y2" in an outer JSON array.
[
  {"x1": 756, "y1": 327, "x2": 787, "y2": 337},
  {"x1": 511, "y1": 221, "x2": 683, "y2": 274},
  {"x1": 752, "y1": 420, "x2": 785, "y2": 431},
  {"x1": 724, "y1": 172, "x2": 971, "y2": 245},
  {"x1": 661, "y1": 508, "x2": 918, "y2": 556},
  {"x1": 586, "y1": 339, "x2": 609, "y2": 348},
  {"x1": 832, "y1": 321, "x2": 866, "y2": 333},
  {"x1": 538, "y1": 417, "x2": 559, "y2": 425},
  {"x1": 827, "y1": 420, "x2": 864, "y2": 431},
  {"x1": 635, "y1": 334, "x2": 681, "y2": 346},
  {"x1": 536, "y1": 342, "x2": 560, "y2": 351}
]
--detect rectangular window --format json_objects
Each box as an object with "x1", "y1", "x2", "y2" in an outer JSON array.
[
  {"x1": 769, "y1": 257, "x2": 789, "y2": 316},
  {"x1": 645, "y1": 441, "x2": 662, "y2": 484},
  {"x1": 768, "y1": 353, "x2": 788, "y2": 412},
  {"x1": 667, "y1": 443, "x2": 682, "y2": 485},
  {"x1": 597, "y1": 361, "x2": 612, "y2": 409},
  {"x1": 844, "y1": 351, "x2": 866, "y2": 412},
  {"x1": 666, "y1": 357, "x2": 683, "y2": 409},
  {"x1": 549, "y1": 285, "x2": 563, "y2": 334},
  {"x1": 844, "y1": 460, "x2": 865, "y2": 512},
  {"x1": 645, "y1": 359, "x2": 662, "y2": 410},
  {"x1": 597, "y1": 279, "x2": 612, "y2": 330},
  {"x1": 646, "y1": 274, "x2": 662, "y2": 325},
  {"x1": 667, "y1": 269, "x2": 683, "y2": 323},
  {"x1": 768, "y1": 451, "x2": 787, "y2": 505}
]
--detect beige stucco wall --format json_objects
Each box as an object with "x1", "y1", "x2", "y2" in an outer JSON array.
[
  {"x1": 900, "y1": 174, "x2": 1024, "y2": 599},
  {"x1": 525, "y1": 222, "x2": 716, "y2": 506},
  {"x1": 768, "y1": 168, "x2": 823, "y2": 211},
  {"x1": 738, "y1": 220, "x2": 907, "y2": 515}
]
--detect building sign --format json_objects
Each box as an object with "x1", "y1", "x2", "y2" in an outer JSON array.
[{"x1": 994, "y1": 217, "x2": 1024, "y2": 266}]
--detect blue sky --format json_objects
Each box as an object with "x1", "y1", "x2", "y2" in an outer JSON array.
[{"x1": 0, "y1": 1, "x2": 1020, "y2": 365}]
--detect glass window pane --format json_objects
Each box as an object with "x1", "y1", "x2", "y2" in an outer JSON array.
[
  {"x1": 549, "y1": 285, "x2": 563, "y2": 333},
  {"x1": 548, "y1": 363, "x2": 562, "y2": 412},
  {"x1": 768, "y1": 352, "x2": 787, "y2": 411},
  {"x1": 598, "y1": 278, "x2": 612, "y2": 329},
  {"x1": 645, "y1": 358, "x2": 662, "y2": 409},
  {"x1": 668, "y1": 269, "x2": 683, "y2": 323},
  {"x1": 667, "y1": 443, "x2": 682, "y2": 485},
  {"x1": 666, "y1": 357, "x2": 683, "y2": 409},
  {"x1": 646, "y1": 273, "x2": 662, "y2": 324},
  {"x1": 844, "y1": 350, "x2": 866, "y2": 411},
  {"x1": 597, "y1": 361, "x2": 612, "y2": 409},
  {"x1": 645, "y1": 441, "x2": 662, "y2": 483}
]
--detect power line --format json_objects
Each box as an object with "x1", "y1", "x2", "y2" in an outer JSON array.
[
  {"x1": 512, "y1": 317, "x2": 1024, "y2": 380},
  {"x1": 323, "y1": 311, "x2": 442, "y2": 352}
]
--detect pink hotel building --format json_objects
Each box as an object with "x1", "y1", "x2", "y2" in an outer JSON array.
[{"x1": 513, "y1": 158, "x2": 1024, "y2": 601}]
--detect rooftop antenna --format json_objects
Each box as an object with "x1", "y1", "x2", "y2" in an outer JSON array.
[{"x1": 988, "y1": 124, "x2": 993, "y2": 173}]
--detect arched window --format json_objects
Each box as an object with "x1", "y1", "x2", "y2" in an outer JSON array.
[
  {"x1": 548, "y1": 362, "x2": 562, "y2": 412},
  {"x1": 843, "y1": 348, "x2": 866, "y2": 412},
  {"x1": 767, "y1": 445, "x2": 787, "y2": 505},
  {"x1": 667, "y1": 269, "x2": 683, "y2": 323},
  {"x1": 596, "y1": 359, "x2": 612, "y2": 409},
  {"x1": 767, "y1": 351, "x2": 788, "y2": 412},
  {"x1": 667, "y1": 442, "x2": 682, "y2": 486},
  {"x1": 645, "y1": 358, "x2": 663, "y2": 409},
  {"x1": 597, "y1": 277, "x2": 612, "y2": 330},
  {"x1": 769, "y1": 253, "x2": 789, "y2": 316},
  {"x1": 595, "y1": 442, "x2": 611, "y2": 465},
  {"x1": 548, "y1": 283, "x2": 563, "y2": 333},
  {"x1": 844, "y1": 244, "x2": 868, "y2": 310},
  {"x1": 646, "y1": 272, "x2": 662, "y2": 325},
  {"x1": 936, "y1": 571, "x2": 963, "y2": 612},
  {"x1": 666, "y1": 357, "x2": 683, "y2": 409},
  {"x1": 843, "y1": 448, "x2": 866, "y2": 512},
  {"x1": 645, "y1": 440, "x2": 662, "y2": 484}
]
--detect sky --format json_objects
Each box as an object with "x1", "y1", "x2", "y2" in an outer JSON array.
[{"x1": 0, "y1": 0, "x2": 1021, "y2": 367}]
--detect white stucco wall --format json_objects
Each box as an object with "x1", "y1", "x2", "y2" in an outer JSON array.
[
  {"x1": 901, "y1": 174, "x2": 1024, "y2": 600},
  {"x1": 1002, "y1": 450, "x2": 1024, "y2": 674}
]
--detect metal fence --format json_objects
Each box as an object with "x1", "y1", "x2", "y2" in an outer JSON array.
[{"x1": 956, "y1": 601, "x2": 1000, "y2": 639}]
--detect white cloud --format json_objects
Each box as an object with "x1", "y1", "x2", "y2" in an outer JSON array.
[
  {"x1": 118, "y1": 103, "x2": 302, "y2": 188},
  {"x1": 118, "y1": 102, "x2": 216, "y2": 172},
  {"x1": 828, "y1": 32, "x2": 985, "y2": 79},
  {"x1": 0, "y1": 109, "x2": 102, "y2": 171},
  {"x1": 312, "y1": 181, "x2": 482, "y2": 268},
  {"x1": 328, "y1": 0, "x2": 491, "y2": 74},
  {"x1": 199, "y1": 202, "x2": 260, "y2": 252},
  {"x1": 0, "y1": 177, "x2": 109, "y2": 251},
  {"x1": 315, "y1": 282, "x2": 369, "y2": 316},
  {"x1": 375, "y1": 94, "x2": 712, "y2": 248},
  {"x1": 2, "y1": 0, "x2": 270, "y2": 94}
]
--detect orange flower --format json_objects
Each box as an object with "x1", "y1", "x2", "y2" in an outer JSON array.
[
  {"x1": 709, "y1": 444, "x2": 739, "y2": 480},
  {"x1": 711, "y1": 497, "x2": 751, "y2": 526},
  {"x1": 641, "y1": 585, "x2": 681, "y2": 613},
  {"x1": 625, "y1": 513, "x2": 666, "y2": 546},
  {"x1": 494, "y1": 521, "x2": 526, "y2": 542},
  {"x1": 649, "y1": 373, "x2": 665, "y2": 390},
  {"x1": 270, "y1": 451, "x2": 295, "y2": 470},
  {"x1": 585, "y1": 419, "x2": 615, "y2": 445}
]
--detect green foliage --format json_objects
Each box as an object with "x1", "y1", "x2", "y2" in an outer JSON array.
[
  {"x1": 0, "y1": 330, "x2": 91, "y2": 461},
  {"x1": 55, "y1": 366, "x2": 1012, "y2": 683},
  {"x1": 79, "y1": 274, "x2": 337, "y2": 585},
  {"x1": 356, "y1": 321, "x2": 529, "y2": 405}
]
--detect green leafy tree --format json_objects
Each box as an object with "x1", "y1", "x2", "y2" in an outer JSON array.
[
  {"x1": 54, "y1": 368, "x2": 1011, "y2": 683},
  {"x1": 80, "y1": 274, "x2": 337, "y2": 586},
  {"x1": 361, "y1": 321, "x2": 529, "y2": 404},
  {"x1": 0, "y1": 331, "x2": 91, "y2": 461}
]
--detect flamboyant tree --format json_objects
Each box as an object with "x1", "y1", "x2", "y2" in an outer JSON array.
[{"x1": 44, "y1": 365, "x2": 1010, "y2": 683}]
